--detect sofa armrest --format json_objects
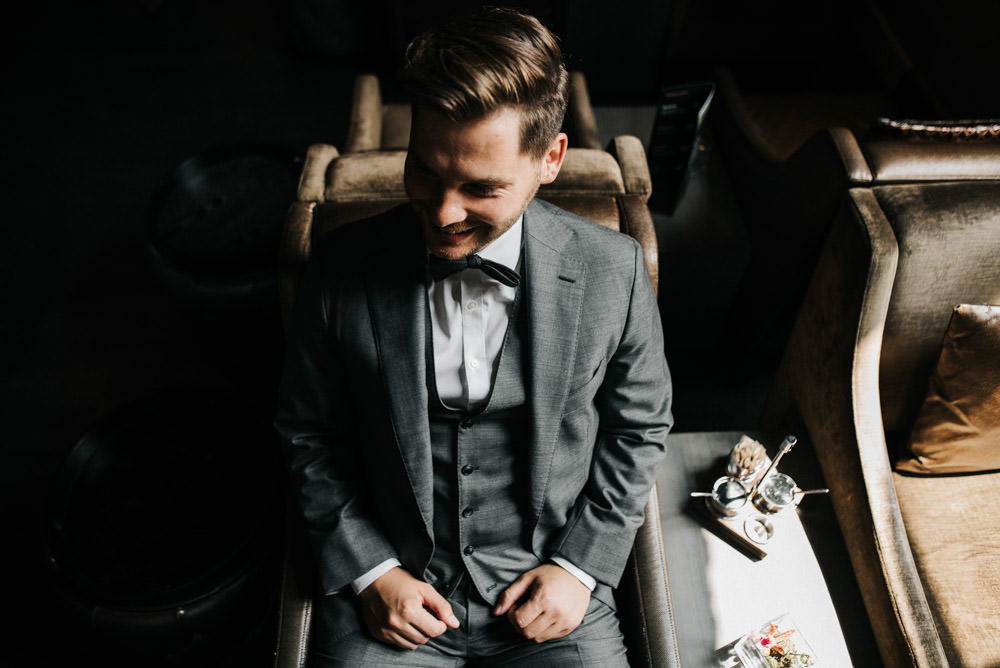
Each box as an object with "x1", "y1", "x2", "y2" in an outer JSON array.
[
  {"x1": 765, "y1": 189, "x2": 947, "y2": 667},
  {"x1": 829, "y1": 127, "x2": 873, "y2": 184}
]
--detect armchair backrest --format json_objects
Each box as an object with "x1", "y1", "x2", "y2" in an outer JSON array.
[
  {"x1": 279, "y1": 135, "x2": 657, "y2": 322},
  {"x1": 343, "y1": 72, "x2": 603, "y2": 154},
  {"x1": 872, "y1": 175, "x2": 1000, "y2": 437},
  {"x1": 843, "y1": 142, "x2": 1000, "y2": 438}
]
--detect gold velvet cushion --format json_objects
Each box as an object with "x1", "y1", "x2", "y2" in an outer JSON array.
[{"x1": 896, "y1": 304, "x2": 1000, "y2": 475}]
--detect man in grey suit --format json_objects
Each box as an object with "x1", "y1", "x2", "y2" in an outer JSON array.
[{"x1": 274, "y1": 7, "x2": 672, "y2": 666}]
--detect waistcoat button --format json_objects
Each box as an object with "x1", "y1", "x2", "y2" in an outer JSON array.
[
  {"x1": 461, "y1": 507, "x2": 475, "y2": 518},
  {"x1": 463, "y1": 545, "x2": 475, "y2": 556},
  {"x1": 459, "y1": 418, "x2": 475, "y2": 429},
  {"x1": 460, "y1": 464, "x2": 476, "y2": 476}
]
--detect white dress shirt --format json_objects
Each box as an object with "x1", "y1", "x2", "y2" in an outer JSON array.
[
  {"x1": 352, "y1": 216, "x2": 596, "y2": 594},
  {"x1": 430, "y1": 216, "x2": 522, "y2": 411}
]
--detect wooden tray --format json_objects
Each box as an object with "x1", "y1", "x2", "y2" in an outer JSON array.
[{"x1": 687, "y1": 496, "x2": 771, "y2": 560}]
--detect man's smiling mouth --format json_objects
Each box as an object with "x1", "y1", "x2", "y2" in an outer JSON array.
[{"x1": 434, "y1": 224, "x2": 478, "y2": 243}]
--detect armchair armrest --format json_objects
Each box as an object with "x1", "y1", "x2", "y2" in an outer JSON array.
[
  {"x1": 297, "y1": 143, "x2": 340, "y2": 202},
  {"x1": 345, "y1": 74, "x2": 384, "y2": 153},
  {"x1": 606, "y1": 135, "x2": 652, "y2": 200},
  {"x1": 605, "y1": 135, "x2": 657, "y2": 292},
  {"x1": 281, "y1": 143, "x2": 340, "y2": 321},
  {"x1": 278, "y1": 201, "x2": 316, "y2": 323},
  {"x1": 273, "y1": 499, "x2": 315, "y2": 668},
  {"x1": 616, "y1": 484, "x2": 682, "y2": 668}
]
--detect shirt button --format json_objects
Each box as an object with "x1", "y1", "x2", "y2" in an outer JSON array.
[
  {"x1": 466, "y1": 300, "x2": 477, "y2": 310},
  {"x1": 461, "y1": 507, "x2": 475, "y2": 518},
  {"x1": 469, "y1": 358, "x2": 480, "y2": 369},
  {"x1": 463, "y1": 545, "x2": 475, "y2": 556},
  {"x1": 461, "y1": 464, "x2": 476, "y2": 476}
]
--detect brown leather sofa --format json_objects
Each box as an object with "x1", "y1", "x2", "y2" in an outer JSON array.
[
  {"x1": 763, "y1": 138, "x2": 1000, "y2": 667},
  {"x1": 273, "y1": 77, "x2": 681, "y2": 668}
]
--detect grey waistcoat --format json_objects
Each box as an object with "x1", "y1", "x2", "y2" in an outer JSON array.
[{"x1": 424, "y1": 293, "x2": 540, "y2": 605}]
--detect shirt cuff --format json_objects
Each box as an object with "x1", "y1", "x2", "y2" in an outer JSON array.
[
  {"x1": 350, "y1": 558, "x2": 402, "y2": 595},
  {"x1": 551, "y1": 556, "x2": 597, "y2": 591}
]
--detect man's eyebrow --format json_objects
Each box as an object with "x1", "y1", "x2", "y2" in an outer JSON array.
[
  {"x1": 410, "y1": 152, "x2": 512, "y2": 187},
  {"x1": 474, "y1": 176, "x2": 513, "y2": 187}
]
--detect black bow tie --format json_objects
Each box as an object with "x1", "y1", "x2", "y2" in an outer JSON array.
[{"x1": 429, "y1": 254, "x2": 520, "y2": 288}]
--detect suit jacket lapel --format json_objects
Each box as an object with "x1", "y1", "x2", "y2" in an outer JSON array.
[
  {"x1": 523, "y1": 199, "x2": 587, "y2": 524},
  {"x1": 366, "y1": 207, "x2": 435, "y2": 541}
]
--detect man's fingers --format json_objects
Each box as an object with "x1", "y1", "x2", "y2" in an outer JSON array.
[
  {"x1": 521, "y1": 614, "x2": 562, "y2": 642},
  {"x1": 499, "y1": 565, "x2": 591, "y2": 642},
  {"x1": 494, "y1": 573, "x2": 532, "y2": 616},
  {"x1": 508, "y1": 596, "x2": 543, "y2": 630},
  {"x1": 359, "y1": 568, "x2": 462, "y2": 650},
  {"x1": 389, "y1": 610, "x2": 443, "y2": 647},
  {"x1": 422, "y1": 586, "x2": 461, "y2": 629},
  {"x1": 410, "y1": 610, "x2": 448, "y2": 638},
  {"x1": 398, "y1": 598, "x2": 448, "y2": 638},
  {"x1": 384, "y1": 629, "x2": 420, "y2": 650},
  {"x1": 363, "y1": 607, "x2": 424, "y2": 650},
  {"x1": 532, "y1": 617, "x2": 576, "y2": 643}
]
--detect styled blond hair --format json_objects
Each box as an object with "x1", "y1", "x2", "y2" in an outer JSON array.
[{"x1": 401, "y1": 7, "x2": 569, "y2": 158}]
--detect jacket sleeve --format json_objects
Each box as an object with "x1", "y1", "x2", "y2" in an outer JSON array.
[
  {"x1": 551, "y1": 240, "x2": 673, "y2": 586},
  {"x1": 274, "y1": 253, "x2": 398, "y2": 595}
]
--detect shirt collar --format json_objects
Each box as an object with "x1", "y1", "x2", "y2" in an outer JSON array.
[{"x1": 477, "y1": 215, "x2": 523, "y2": 271}]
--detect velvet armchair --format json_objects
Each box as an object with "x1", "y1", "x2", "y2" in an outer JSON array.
[{"x1": 273, "y1": 77, "x2": 680, "y2": 668}]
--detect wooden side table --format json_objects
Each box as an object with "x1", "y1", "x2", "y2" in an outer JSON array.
[{"x1": 656, "y1": 431, "x2": 853, "y2": 667}]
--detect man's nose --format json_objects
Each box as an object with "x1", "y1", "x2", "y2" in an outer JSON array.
[{"x1": 430, "y1": 188, "x2": 467, "y2": 227}]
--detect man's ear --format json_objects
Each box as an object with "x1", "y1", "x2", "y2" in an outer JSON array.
[{"x1": 538, "y1": 132, "x2": 568, "y2": 185}]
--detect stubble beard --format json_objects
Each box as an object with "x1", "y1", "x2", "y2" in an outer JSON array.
[{"x1": 417, "y1": 184, "x2": 539, "y2": 259}]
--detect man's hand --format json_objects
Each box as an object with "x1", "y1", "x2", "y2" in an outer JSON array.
[
  {"x1": 358, "y1": 567, "x2": 460, "y2": 650},
  {"x1": 492, "y1": 564, "x2": 591, "y2": 643}
]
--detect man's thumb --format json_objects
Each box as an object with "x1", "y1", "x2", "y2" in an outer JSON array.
[
  {"x1": 493, "y1": 574, "x2": 530, "y2": 616},
  {"x1": 424, "y1": 587, "x2": 460, "y2": 628}
]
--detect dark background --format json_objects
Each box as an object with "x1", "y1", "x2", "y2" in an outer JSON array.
[{"x1": 3, "y1": 0, "x2": 997, "y2": 665}]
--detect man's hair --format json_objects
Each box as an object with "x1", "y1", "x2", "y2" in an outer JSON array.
[{"x1": 400, "y1": 7, "x2": 569, "y2": 158}]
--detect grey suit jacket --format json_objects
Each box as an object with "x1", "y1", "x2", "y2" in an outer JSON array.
[{"x1": 275, "y1": 198, "x2": 673, "y2": 605}]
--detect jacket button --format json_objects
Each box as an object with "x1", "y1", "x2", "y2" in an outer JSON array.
[
  {"x1": 461, "y1": 465, "x2": 476, "y2": 476},
  {"x1": 463, "y1": 545, "x2": 475, "y2": 556},
  {"x1": 460, "y1": 418, "x2": 475, "y2": 429},
  {"x1": 461, "y1": 507, "x2": 475, "y2": 518}
]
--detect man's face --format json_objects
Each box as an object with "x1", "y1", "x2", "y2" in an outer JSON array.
[{"x1": 405, "y1": 105, "x2": 566, "y2": 260}]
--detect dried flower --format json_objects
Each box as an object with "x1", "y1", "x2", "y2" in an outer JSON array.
[{"x1": 751, "y1": 624, "x2": 813, "y2": 667}]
